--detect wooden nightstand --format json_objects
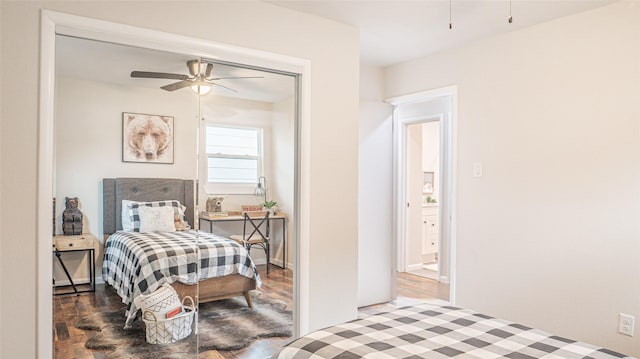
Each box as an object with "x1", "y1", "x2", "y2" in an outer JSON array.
[{"x1": 53, "y1": 233, "x2": 97, "y2": 295}]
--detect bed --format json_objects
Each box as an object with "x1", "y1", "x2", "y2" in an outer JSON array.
[
  {"x1": 101, "y1": 178, "x2": 259, "y2": 327},
  {"x1": 274, "y1": 302, "x2": 632, "y2": 359}
]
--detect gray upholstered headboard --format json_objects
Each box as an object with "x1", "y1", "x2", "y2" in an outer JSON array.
[{"x1": 102, "y1": 178, "x2": 195, "y2": 235}]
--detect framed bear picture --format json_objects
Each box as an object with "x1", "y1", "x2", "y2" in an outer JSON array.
[{"x1": 122, "y1": 112, "x2": 174, "y2": 164}]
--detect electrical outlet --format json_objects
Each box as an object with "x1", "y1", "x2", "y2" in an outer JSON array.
[{"x1": 618, "y1": 313, "x2": 635, "y2": 337}]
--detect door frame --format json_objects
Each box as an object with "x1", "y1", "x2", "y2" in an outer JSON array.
[
  {"x1": 38, "y1": 10, "x2": 312, "y2": 358},
  {"x1": 388, "y1": 86, "x2": 457, "y2": 304}
]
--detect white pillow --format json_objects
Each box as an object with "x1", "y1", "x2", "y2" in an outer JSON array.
[
  {"x1": 127, "y1": 200, "x2": 188, "y2": 232},
  {"x1": 137, "y1": 206, "x2": 176, "y2": 233},
  {"x1": 121, "y1": 200, "x2": 137, "y2": 231}
]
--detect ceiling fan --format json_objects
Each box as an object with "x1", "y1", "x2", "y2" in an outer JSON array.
[{"x1": 130, "y1": 59, "x2": 263, "y2": 95}]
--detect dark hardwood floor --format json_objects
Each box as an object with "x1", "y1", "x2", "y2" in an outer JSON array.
[
  {"x1": 53, "y1": 265, "x2": 292, "y2": 359},
  {"x1": 53, "y1": 268, "x2": 444, "y2": 359}
]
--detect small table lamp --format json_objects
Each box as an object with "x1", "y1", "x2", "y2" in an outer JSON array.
[{"x1": 254, "y1": 176, "x2": 267, "y2": 203}]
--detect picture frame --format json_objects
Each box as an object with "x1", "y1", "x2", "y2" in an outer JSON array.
[
  {"x1": 122, "y1": 112, "x2": 174, "y2": 164},
  {"x1": 423, "y1": 171, "x2": 434, "y2": 194}
]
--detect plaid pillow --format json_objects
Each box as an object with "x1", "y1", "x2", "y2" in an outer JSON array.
[{"x1": 128, "y1": 200, "x2": 188, "y2": 232}]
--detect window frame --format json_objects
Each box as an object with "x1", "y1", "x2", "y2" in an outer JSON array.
[{"x1": 204, "y1": 123, "x2": 264, "y2": 187}]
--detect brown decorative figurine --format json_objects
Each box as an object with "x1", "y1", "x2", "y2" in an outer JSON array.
[
  {"x1": 206, "y1": 196, "x2": 225, "y2": 213},
  {"x1": 62, "y1": 197, "x2": 83, "y2": 235}
]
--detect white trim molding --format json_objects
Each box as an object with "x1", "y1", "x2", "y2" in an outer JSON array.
[
  {"x1": 387, "y1": 86, "x2": 458, "y2": 106},
  {"x1": 406, "y1": 263, "x2": 424, "y2": 272},
  {"x1": 37, "y1": 11, "x2": 56, "y2": 359},
  {"x1": 387, "y1": 86, "x2": 458, "y2": 306}
]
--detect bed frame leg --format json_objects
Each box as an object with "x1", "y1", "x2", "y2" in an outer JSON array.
[{"x1": 243, "y1": 291, "x2": 253, "y2": 308}]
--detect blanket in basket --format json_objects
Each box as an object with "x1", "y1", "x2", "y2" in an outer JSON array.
[{"x1": 102, "y1": 230, "x2": 261, "y2": 327}]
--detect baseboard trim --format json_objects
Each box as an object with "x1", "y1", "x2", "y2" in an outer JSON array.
[
  {"x1": 53, "y1": 278, "x2": 91, "y2": 287},
  {"x1": 268, "y1": 258, "x2": 293, "y2": 270},
  {"x1": 407, "y1": 263, "x2": 423, "y2": 271},
  {"x1": 251, "y1": 258, "x2": 291, "y2": 270}
]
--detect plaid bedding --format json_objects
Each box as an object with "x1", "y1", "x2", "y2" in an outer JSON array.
[
  {"x1": 102, "y1": 230, "x2": 261, "y2": 327},
  {"x1": 274, "y1": 303, "x2": 632, "y2": 359}
]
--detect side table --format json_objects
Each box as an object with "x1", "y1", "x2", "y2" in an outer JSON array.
[{"x1": 53, "y1": 233, "x2": 97, "y2": 295}]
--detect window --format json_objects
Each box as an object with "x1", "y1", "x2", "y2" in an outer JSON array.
[{"x1": 205, "y1": 125, "x2": 262, "y2": 184}]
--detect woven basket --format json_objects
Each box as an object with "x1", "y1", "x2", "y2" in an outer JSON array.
[{"x1": 142, "y1": 296, "x2": 195, "y2": 344}]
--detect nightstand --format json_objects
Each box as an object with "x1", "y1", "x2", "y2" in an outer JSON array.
[{"x1": 53, "y1": 233, "x2": 97, "y2": 295}]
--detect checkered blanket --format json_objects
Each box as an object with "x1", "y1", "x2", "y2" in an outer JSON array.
[
  {"x1": 102, "y1": 230, "x2": 261, "y2": 327},
  {"x1": 274, "y1": 303, "x2": 632, "y2": 359}
]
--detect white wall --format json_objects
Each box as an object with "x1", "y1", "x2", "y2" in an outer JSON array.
[
  {"x1": 54, "y1": 77, "x2": 199, "y2": 283},
  {"x1": 0, "y1": 2, "x2": 359, "y2": 357},
  {"x1": 386, "y1": 2, "x2": 640, "y2": 356},
  {"x1": 56, "y1": 78, "x2": 199, "y2": 237},
  {"x1": 358, "y1": 63, "x2": 393, "y2": 307}
]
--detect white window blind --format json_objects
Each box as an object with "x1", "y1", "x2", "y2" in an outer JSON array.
[{"x1": 206, "y1": 126, "x2": 262, "y2": 184}]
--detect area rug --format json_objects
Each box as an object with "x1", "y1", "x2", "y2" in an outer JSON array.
[{"x1": 75, "y1": 292, "x2": 292, "y2": 358}]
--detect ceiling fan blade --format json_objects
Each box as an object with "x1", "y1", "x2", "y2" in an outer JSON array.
[
  {"x1": 161, "y1": 80, "x2": 194, "y2": 92},
  {"x1": 205, "y1": 63, "x2": 213, "y2": 78},
  {"x1": 208, "y1": 76, "x2": 264, "y2": 81},
  {"x1": 211, "y1": 82, "x2": 238, "y2": 93},
  {"x1": 131, "y1": 71, "x2": 188, "y2": 80}
]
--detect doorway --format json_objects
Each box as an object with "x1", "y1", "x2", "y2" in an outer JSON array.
[
  {"x1": 406, "y1": 120, "x2": 441, "y2": 281},
  {"x1": 390, "y1": 87, "x2": 457, "y2": 305}
]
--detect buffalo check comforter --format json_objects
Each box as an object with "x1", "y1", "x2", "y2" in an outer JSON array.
[
  {"x1": 102, "y1": 230, "x2": 261, "y2": 327},
  {"x1": 274, "y1": 303, "x2": 632, "y2": 359}
]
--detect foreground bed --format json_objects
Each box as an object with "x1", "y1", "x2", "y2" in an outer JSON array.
[
  {"x1": 274, "y1": 303, "x2": 631, "y2": 358},
  {"x1": 102, "y1": 178, "x2": 260, "y2": 327}
]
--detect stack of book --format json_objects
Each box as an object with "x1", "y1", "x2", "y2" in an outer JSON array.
[{"x1": 200, "y1": 211, "x2": 229, "y2": 219}]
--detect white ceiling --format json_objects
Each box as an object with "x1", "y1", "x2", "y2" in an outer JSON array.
[
  {"x1": 57, "y1": 1, "x2": 616, "y2": 95},
  {"x1": 268, "y1": 0, "x2": 617, "y2": 66},
  {"x1": 55, "y1": 35, "x2": 296, "y2": 103}
]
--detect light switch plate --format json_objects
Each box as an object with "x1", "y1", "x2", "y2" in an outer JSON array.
[{"x1": 473, "y1": 162, "x2": 483, "y2": 177}]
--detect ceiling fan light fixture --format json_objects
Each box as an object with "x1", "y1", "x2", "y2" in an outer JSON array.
[
  {"x1": 191, "y1": 84, "x2": 212, "y2": 95},
  {"x1": 131, "y1": 59, "x2": 260, "y2": 94}
]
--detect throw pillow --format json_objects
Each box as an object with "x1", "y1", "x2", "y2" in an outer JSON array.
[{"x1": 137, "y1": 206, "x2": 176, "y2": 233}]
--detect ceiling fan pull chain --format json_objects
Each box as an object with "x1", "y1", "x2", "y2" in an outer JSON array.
[
  {"x1": 449, "y1": 0, "x2": 453, "y2": 29},
  {"x1": 508, "y1": 0, "x2": 513, "y2": 24}
]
